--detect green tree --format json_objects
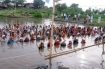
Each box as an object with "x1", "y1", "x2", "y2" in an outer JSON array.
[
  {"x1": 2, "y1": 0, "x2": 11, "y2": 5},
  {"x1": 93, "y1": 9, "x2": 99, "y2": 14},
  {"x1": 85, "y1": 8, "x2": 92, "y2": 15},
  {"x1": 12, "y1": 0, "x2": 26, "y2": 6},
  {"x1": 2, "y1": 0, "x2": 11, "y2": 8},
  {"x1": 55, "y1": 3, "x2": 67, "y2": 13},
  {"x1": 70, "y1": 3, "x2": 79, "y2": 8},
  {"x1": 33, "y1": 0, "x2": 45, "y2": 8},
  {"x1": 17, "y1": 0, "x2": 26, "y2": 5},
  {"x1": 3, "y1": 0, "x2": 11, "y2": 4},
  {"x1": 68, "y1": 3, "x2": 83, "y2": 16},
  {"x1": 100, "y1": 9, "x2": 105, "y2": 14}
]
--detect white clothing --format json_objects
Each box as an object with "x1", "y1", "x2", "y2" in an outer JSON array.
[{"x1": 98, "y1": 16, "x2": 101, "y2": 23}]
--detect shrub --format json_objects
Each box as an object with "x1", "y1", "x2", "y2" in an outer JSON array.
[{"x1": 33, "y1": 11, "x2": 42, "y2": 17}]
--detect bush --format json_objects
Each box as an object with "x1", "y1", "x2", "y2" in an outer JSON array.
[
  {"x1": 0, "y1": 14, "x2": 5, "y2": 17},
  {"x1": 33, "y1": 11, "x2": 42, "y2": 17}
]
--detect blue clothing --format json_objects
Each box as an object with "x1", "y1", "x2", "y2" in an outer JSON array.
[{"x1": 7, "y1": 39, "x2": 14, "y2": 44}]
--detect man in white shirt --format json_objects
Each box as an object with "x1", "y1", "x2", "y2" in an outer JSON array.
[
  {"x1": 73, "y1": 15, "x2": 77, "y2": 21},
  {"x1": 77, "y1": 13, "x2": 80, "y2": 21}
]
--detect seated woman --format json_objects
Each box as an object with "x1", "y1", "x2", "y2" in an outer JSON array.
[
  {"x1": 77, "y1": 32, "x2": 81, "y2": 37},
  {"x1": 7, "y1": 39, "x2": 14, "y2": 44},
  {"x1": 24, "y1": 37, "x2": 30, "y2": 42},
  {"x1": 36, "y1": 34, "x2": 41, "y2": 40},
  {"x1": 73, "y1": 38, "x2": 78, "y2": 45},
  {"x1": 81, "y1": 39, "x2": 86, "y2": 44},
  {"x1": 61, "y1": 40, "x2": 66, "y2": 48},
  {"x1": 19, "y1": 37, "x2": 24, "y2": 42},
  {"x1": 7, "y1": 36, "x2": 14, "y2": 44},
  {"x1": 39, "y1": 42, "x2": 44, "y2": 50},
  {"x1": 54, "y1": 39, "x2": 60, "y2": 47},
  {"x1": 68, "y1": 41, "x2": 72, "y2": 47},
  {"x1": 30, "y1": 34, "x2": 35, "y2": 41}
]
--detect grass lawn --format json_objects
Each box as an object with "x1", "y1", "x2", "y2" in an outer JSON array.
[
  {"x1": 0, "y1": 8, "x2": 51, "y2": 18},
  {"x1": 89, "y1": 19, "x2": 105, "y2": 27},
  {"x1": 0, "y1": 8, "x2": 36, "y2": 17}
]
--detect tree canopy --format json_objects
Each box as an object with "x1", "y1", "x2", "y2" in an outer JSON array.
[
  {"x1": 33, "y1": 0, "x2": 45, "y2": 8},
  {"x1": 11, "y1": 0, "x2": 26, "y2": 5},
  {"x1": 55, "y1": 3, "x2": 67, "y2": 13},
  {"x1": 2, "y1": 0, "x2": 11, "y2": 4}
]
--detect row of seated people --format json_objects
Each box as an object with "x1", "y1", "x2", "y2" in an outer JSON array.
[{"x1": 38, "y1": 38, "x2": 86, "y2": 50}]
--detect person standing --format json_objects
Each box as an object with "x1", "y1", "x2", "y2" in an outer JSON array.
[
  {"x1": 61, "y1": 13, "x2": 63, "y2": 19},
  {"x1": 68, "y1": 14, "x2": 71, "y2": 20},
  {"x1": 90, "y1": 14, "x2": 93, "y2": 23},
  {"x1": 65, "y1": 16, "x2": 68, "y2": 20},
  {"x1": 86, "y1": 14, "x2": 90, "y2": 24},
  {"x1": 77, "y1": 13, "x2": 80, "y2": 21},
  {"x1": 73, "y1": 14, "x2": 77, "y2": 21},
  {"x1": 98, "y1": 16, "x2": 101, "y2": 23},
  {"x1": 64, "y1": 13, "x2": 66, "y2": 19}
]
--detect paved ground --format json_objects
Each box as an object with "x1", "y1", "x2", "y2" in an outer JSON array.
[{"x1": 0, "y1": 36, "x2": 105, "y2": 69}]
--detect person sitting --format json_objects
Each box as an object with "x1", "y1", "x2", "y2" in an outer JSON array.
[
  {"x1": 68, "y1": 41, "x2": 72, "y2": 47},
  {"x1": 7, "y1": 36, "x2": 14, "y2": 44},
  {"x1": 61, "y1": 40, "x2": 66, "y2": 48},
  {"x1": 30, "y1": 34, "x2": 35, "y2": 41},
  {"x1": 39, "y1": 42, "x2": 44, "y2": 50},
  {"x1": 94, "y1": 36, "x2": 102, "y2": 43},
  {"x1": 77, "y1": 32, "x2": 80, "y2": 37},
  {"x1": 94, "y1": 37, "x2": 98, "y2": 43},
  {"x1": 54, "y1": 39, "x2": 60, "y2": 47},
  {"x1": 36, "y1": 34, "x2": 41, "y2": 40},
  {"x1": 24, "y1": 37, "x2": 29, "y2": 42},
  {"x1": 81, "y1": 39, "x2": 86, "y2": 44},
  {"x1": 40, "y1": 35, "x2": 45, "y2": 41},
  {"x1": 68, "y1": 33, "x2": 70, "y2": 38},
  {"x1": 18, "y1": 37, "x2": 24, "y2": 42},
  {"x1": 73, "y1": 38, "x2": 78, "y2": 45}
]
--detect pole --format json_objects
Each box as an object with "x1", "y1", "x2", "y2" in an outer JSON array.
[
  {"x1": 50, "y1": 0, "x2": 55, "y2": 58},
  {"x1": 49, "y1": 0, "x2": 55, "y2": 69},
  {"x1": 15, "y1": 0, "x2": 16, "y2": 11},
  {"x1": 102, "y1": 40, "x2": 104, "y2": 55}
]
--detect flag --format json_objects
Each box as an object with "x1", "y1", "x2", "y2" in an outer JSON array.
[{"x1": 46, "y1": 0, "x2": 50, "y2": 3}]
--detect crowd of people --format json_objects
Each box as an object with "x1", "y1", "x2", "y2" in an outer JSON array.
[{"x1": 0, "y1": 23, "x2": 105, "y2": 50}]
